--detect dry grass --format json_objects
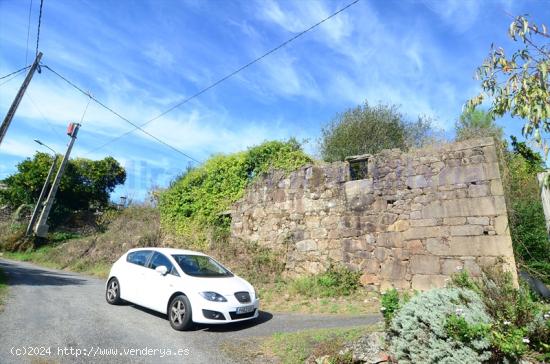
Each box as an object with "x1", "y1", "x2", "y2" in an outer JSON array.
[{"x1": 222, "y1": 324, "x2": 382, "y2": 364}]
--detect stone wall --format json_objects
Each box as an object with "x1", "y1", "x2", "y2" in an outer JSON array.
[{"x1": 230, "y1": 138, "x2": 516, "y2": 291}]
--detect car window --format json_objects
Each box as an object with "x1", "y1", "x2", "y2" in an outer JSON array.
[
  {"x1": 149, "y1": 252, "x2": 177, "y2": 276},
  {"x1": 126, "y1": 250, "x2": 153, "y2": 267},
  {"x1": 172, "y1": 254, "x2": 233, "y2": 277}
]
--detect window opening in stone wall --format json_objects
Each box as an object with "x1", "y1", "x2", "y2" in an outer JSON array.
[{"x1": 346, "y1": 155, "x2": 369, "y2": 181}]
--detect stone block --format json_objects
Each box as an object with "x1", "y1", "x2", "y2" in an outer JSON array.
[
  {"x1": 403, "y1": 226, "x2": 448, "y2": 240},
  {"x1": 410, "y1": 210, "x2": 422, "y2": 220},
  {"x1": 410, "y1": 218, "x2": 438, "y2": 227},
  {"x1": 387, "y1": 220, "x2": 410, "y2": 232},
  {"x1": 405, "y1": 239, "x2": 425, "y2": 254},
  {"x1": 360, "y1": 273, "x2": 380, "y2": 286},
  {"x1": 436, "y1": 162, "x2": 500, "y2": 186},
  {"x1": 448, "y1": 235, "x2": 514, "y2": 256},
  {"x1": 361, "y1": 259, "x2": 380, "y2": 274},
  {"x1": 422, "y1": 196, "x2": 505, "y2": 218},
  {"x1": 380, "y1": 280, "x2": 411, "y2": 291},
  {"x1": 380, "y1": 258, "x2": 408, "y2": 280},
  {"x1": 296, "y1": 240, "x2": 317, "y2": 252},
  {"x1": 443, "y1": 217, "x2": 466, "y2": 225},
  {"x1": 494, "y1": 215, "x2": 510, "y2": 235},
  {"x1": 468, "y1": 184, "x2": 489, "y2": 197},
  {"x1": 411, "y1": 274, "x2": 448, "y2": 290},
  {"x1": 450, "y1": 225, "x2": 484, "y2": 236},
  {"x1": 410, "y1": 255, "x2": 440, "y2": 274},
  {"x1": 407, "y1": 175, "x2": 430, "y2": 189},
  {"x1": 426, "y1": 237, "x2": 450, "y2": 255},
  {"x1": 467, "y1": 216, "x2": 490, "y2": 225},
  {"x1": 374, "y1": 247, "x2": 388, "y2": 261},
  {"x1": 377, "y1": 232, "x2": 404, "y2": 248},
  {"x1": 441, "y1": 259, "x2": 463, "y2": 275},
  {"x1": 392, "y1": 248, "x2": 410, "y2": 260},
  {"x1": 464, "y1": 259, "x2": 481, "y2": 276},
  {"x1": 490, "y1": 179, "x2": 504, "y2": 196}
]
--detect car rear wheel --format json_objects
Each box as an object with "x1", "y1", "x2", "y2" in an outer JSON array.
[
  {"x1": 106, "y1": 278, "x2": 123, "y2": 305},
  {"x1": 169, "y1": 295, "x2": 193, "y2": 331}
]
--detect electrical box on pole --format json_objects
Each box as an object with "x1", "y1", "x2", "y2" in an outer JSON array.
[{"x1": 34, "y1": 122, "x2": 81, "y2": 238}]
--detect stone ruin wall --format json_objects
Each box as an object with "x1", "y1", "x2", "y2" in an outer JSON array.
[{"x1": 230, "y1": 138, "x2": 516, "y2": 291}]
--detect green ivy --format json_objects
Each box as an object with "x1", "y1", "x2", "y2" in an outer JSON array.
[{"x1": 159, "y1": 139, "x2": 311, "y2": 245}]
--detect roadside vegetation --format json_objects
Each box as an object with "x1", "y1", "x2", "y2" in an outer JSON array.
[
  {"x1": 222, "y1": 324, "x2": 381, "y2": 364},
  {"x1": 382, "y1": 270, "x2": 550, "y2": 363},
  {"x1": 0, "y1": 267, "x2": 7, "y2": 311}
]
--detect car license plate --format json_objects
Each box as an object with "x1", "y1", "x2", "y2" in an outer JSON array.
[{"x1": 236, "y1": 305, "x2": 254, "y2": 314}]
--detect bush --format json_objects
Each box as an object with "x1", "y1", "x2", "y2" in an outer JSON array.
[
  {"x1": 449, "y1": 270, "x2": 550, "y2": 361},
  {"x1": 288, "y1": 264, "x2": 361, "y2": 298},
  {"x1": 380, "y1": 288, "x2": 410, "y2": 329},
  {"x1": 389, "y1": 287, "x2": 492, "y2": 364}
]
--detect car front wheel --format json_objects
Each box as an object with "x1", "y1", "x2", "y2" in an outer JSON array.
[
  {"x1": 106, "y1": 278, "x2": 123, "y2": 305},
  {"x1": 169, "y1": 295, "x2": 193, "y2": 331}
]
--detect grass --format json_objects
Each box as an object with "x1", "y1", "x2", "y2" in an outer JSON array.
[
  {"x1": 222, "y1": 324, "x2": 382, "y2": 364},
  {"x1": 0, "y1": 266, "x2": 8, "y2": 311},
  {"x1": 258, "y1": 282, "x2": 380, "y2": 315}
]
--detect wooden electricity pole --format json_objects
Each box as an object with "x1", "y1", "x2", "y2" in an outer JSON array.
[
  {"x1": 34, "y1": 123, "x2": 80, "y2": 238},
  {"x1": 0, "y1": 52, "x2": 43, "y2": 147}
]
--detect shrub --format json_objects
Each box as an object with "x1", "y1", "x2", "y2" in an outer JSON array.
[
  {"x1": 380, "y1": 288, "x2": 410, "y2": 329},
  {"x1": 389, "y1": 287, "x2": 492, "y2": 364},
  {"x1": 445, "y1": 314, "x2": 491, "y2": 344},
  {"x1": 288, "y1": 264, "x2": 361, "y2": 298},
  {"x1": 448, "y1": 269, "x2": 550, "y2": 361}
]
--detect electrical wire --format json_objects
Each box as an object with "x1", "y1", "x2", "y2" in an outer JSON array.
[
  {"x1": 85, "y1": 0, "x2": 360, "y2": 155},
  {"x1": 0, "y1": 71, "x2": 25, "y2": 87},
  {"x1": 0, "y1": 66, "x2": 30, "y2": 80},
  {"x1": 25, "y1": 0, "x2": 34, "y2": 65},
  {"x1": 36, "y1": 0, "x2": 44, "y2": 56},
  {"x1": 41, "y1": 64, "x2": 201, "y2": 163}
]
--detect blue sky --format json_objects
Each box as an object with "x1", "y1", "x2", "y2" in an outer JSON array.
[{"x1": 0, "y1": 0, "x2": 548, "y2": 201}]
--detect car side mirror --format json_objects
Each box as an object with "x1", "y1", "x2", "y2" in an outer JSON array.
[{"x1": 155, "y1": 265, "x2": 168, "y2": 276}]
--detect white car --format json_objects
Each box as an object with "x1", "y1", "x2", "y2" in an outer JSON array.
[{"x1": 105, "y1": 247, "x2": 260, "y2": 330}]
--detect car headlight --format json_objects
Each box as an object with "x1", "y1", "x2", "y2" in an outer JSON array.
[
  {"x1": 254, "y1": 288, "x2": 259, "y2": 300},
  {"x1": 199, "y1": 291, "x2": 227, "y2": 302}
]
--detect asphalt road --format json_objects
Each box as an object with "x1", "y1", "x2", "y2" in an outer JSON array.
[{"x1": 0, "y1": 259, "x2": 380, "y2": 364}]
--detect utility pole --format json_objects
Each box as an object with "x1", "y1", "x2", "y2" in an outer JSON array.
[
  {"x1": 0, "y1": 52, "x2": 43, "y2": 147},
  {"x1": 26, "y1": 154, "x2": 58, "y2": 236},
  {"x1": 34, "y1": 123, "x2": 80, "y2": 238}
]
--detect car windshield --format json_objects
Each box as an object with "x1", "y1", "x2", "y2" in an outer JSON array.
[{"x1": 171, "y1": 254, "x2": 233, "y2": 277}]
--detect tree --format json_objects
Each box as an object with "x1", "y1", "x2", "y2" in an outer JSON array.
[
  {"x1": 319, "y1": 101, "x2": 436, "y2": 162},
  {"x1": 0, "y1": 153, "x2": 126, "y2": 224},
  {"x1": 467, "y1": 15, "x2": 549, "y2": 156},
  {"x1": 455, "y1": 109, "x2": 504, "y2": 142}
]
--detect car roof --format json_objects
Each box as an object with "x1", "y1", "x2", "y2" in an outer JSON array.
[{"x1": 127, "y1": 247, "x2": 208, "y2": 256}]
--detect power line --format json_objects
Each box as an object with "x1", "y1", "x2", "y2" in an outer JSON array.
[
  {"x1": 0, "y1": 71, "x2": 25, "y2": 87},
  {"x1": 26, "y1": 91, "x2": 59, "y2": 135},
  {"x1": 0, "y1": 66, "x2": 30, "y2": 80},
  {"x1": 86, "y1": 0, "x2": 361, "y2": 154},
  {"x1": 41, "y1": 64, "x2": 202, "y2": 164},
  {"x1": 25, "y1": 0, "x2": 34, "y2": 65},
  {"x1": 36, "y1": 0, "x2": 44, "y2": 56}
]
